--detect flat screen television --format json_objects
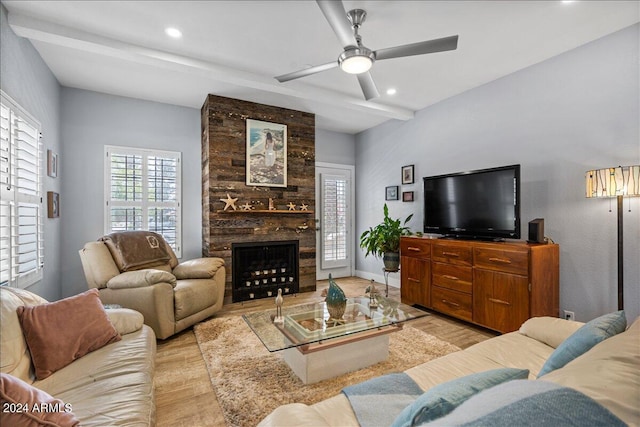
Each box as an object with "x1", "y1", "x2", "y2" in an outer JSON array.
[{"x1": 423, "y1": 164, "x2": 521, "y2": 240}]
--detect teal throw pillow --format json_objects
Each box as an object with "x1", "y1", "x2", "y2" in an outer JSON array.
[
  {"x1": 390, "y1": 368, "x2": 529, "y2": 427},
  {"x1": 537, "y1": 310, "x2": 626, "y2": 377}
]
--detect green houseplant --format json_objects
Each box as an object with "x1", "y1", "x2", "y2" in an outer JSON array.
[{"x1": 359, "y1": 204, "x2": 413, "y2": 270}]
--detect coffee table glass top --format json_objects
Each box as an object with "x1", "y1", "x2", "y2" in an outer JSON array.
[{"x1": 242, "y1": 296, "x2": 429, "y2": 352}]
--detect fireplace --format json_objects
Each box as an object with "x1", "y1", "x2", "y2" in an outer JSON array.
[{"x1": 232, "y1": 240, "x2": 299, "y2": 302}]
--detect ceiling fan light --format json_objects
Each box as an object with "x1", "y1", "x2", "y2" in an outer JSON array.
[{"x1": 339, "y1": 48, "x2": 375, "y2": 74}]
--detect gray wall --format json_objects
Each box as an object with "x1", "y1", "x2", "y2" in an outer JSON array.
[
  {"x1": 0, "y1": 5, "x2": 62, "y2": 301},
  {"x1": 316, "y1": 128, "x2": 356, "y2": 165},
  {"x1": 355, "y1": 24, "x2": 640, "y2": 323},
  {"x1": 60, "y1": 89, "x2": 202, "y2": 297}
]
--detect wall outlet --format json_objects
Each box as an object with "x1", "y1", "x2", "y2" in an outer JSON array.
[{"x1": 563, "y1": 310, "x2": 575, "y2": 321}]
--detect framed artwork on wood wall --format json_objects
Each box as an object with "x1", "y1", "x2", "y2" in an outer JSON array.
[{"x1": 246, "y1": 119, "x2": 287, "y2": 188}]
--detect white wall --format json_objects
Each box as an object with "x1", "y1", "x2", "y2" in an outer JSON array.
[
  {"x1": 0, "y1": 5, "x2": 62, "y2": 301},
  {"x1": 60, "y1": 88, "x2": 202, "y2": 297},
  {"x1": 315, "y1": 128, "x2": 356, "y2": 165},
  {"x1": 355, "y1": 24, "x2": 640, "y2": 323}
]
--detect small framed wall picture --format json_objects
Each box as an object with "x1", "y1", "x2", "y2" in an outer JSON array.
[
  {"x1": 385, "y1": 186, "x2": 399, "y2": 201},
  {"x1": 402, "y1": 191, "x2": 414, "y2": 202},
  {"x1": 401, "y1": 164, "x2": 414, "y2": 185},
  {"x1": 47, "y1": 191, "x2": 59, "y2": 218},
  {"x1": 47, "y1": 150, "x2": 58, "y2": 178}
]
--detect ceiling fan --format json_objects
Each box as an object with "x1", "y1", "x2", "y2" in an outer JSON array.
[{"x1": 275, "y1": 0, "x2": 459, "y2": 100}]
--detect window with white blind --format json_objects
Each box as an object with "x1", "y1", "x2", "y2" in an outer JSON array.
[
  {"x1": 104, "y1": 146, "x2": 182, "y2": 257},
  {"x1": 320, "y1": 172, "x2": 349, "y2": 269},
  {"x1": 0, "y1": 91, "x2": 44, "y2": 288}
]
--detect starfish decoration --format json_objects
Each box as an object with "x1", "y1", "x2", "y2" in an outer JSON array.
[
  {"x1": 240, "y1": 202, "x2": 252, "y2": 211},
  {"x1": 220, "y1": 193, "x2": 238, "y2": 211},
  {"x1": 287, "y1": 202, "x2": 297, "y2": 211},
  {"x1": 300, "y1": 203, "x2": 309, "y2": 211}
]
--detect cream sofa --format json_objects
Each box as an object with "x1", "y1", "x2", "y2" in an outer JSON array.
[
  {"x1": 79, "y1": 231, "x2": 226, "y2": 339},
  {"x1": 259, "y1": 315, "x2": 640, "y2": 426},
  {"x1": 1, "y1": 286, "x2": 156, "y2": 426}
]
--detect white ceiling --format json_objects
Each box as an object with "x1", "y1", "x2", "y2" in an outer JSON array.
[{"x1": 3, "y1": 1, "x2": 639, "y2": 134}]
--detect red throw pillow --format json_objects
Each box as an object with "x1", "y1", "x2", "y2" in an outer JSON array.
[
  {"x1": 0, "y1": 373, "x2": 80, "y2": 426},
  {"x1": 17, "y1": 289, "x2": 121, "y2": 380}
]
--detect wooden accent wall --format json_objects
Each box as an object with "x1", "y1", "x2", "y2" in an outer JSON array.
[{"x1": 201, "y1": 95, "x2": 316, "y2": 301}]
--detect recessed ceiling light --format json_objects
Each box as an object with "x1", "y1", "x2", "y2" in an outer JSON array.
[
  {"x1": 165, "y1": 27, "x2": 182, "y2": 39},
  {"x1": 386, "y1": 88, "x2": 397, "y2": 96}
]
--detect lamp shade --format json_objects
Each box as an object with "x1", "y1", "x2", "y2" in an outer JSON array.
[{"x1": 585, "y1": 165, "x2": 640, "y2": 198}]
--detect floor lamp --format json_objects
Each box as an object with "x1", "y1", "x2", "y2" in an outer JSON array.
[{"x1": 585, "y1": 165, "x2": 640, "y2": 310}]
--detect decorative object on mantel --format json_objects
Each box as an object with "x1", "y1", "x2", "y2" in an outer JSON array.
[
  {"x1": 273, "y1": 288, "x2": 284, "y2": 324},
  {"x1": 585, "y1": 165, "x2": 640, "y2": 310},
  {"x1": 385, "y1": 186, "x2": 399, "y2": 201},
  {"x1": 240, "y1": 202, "x2": 252, "y2": 211},
  {"x1": 220, "y1": 193, "x2": 238, "y2": 211},
  {"x1": 268, "y1": 198, "x2": 276, "y2": 210},
  {"x1": 325, "y1": 274, "x2": 347, "y2": 325},
  {"x1": 366, "y1": 279, "x2": 379, "y2": 309},
  {"x1": 246, "y1": 119, "x2": 287, "y2": 188},
  {"x1": 360, "y1": 203, "x2": 413, "y2": 271},
  {"x1": 287, "y1": 202, "x2": 297, "y2": 211},
  {"x1": 300, "y1": 203, "x2": 309, "y2": 211},
  {"x1": 402, "y1": 164, "x2": 415, "y2": 185}
]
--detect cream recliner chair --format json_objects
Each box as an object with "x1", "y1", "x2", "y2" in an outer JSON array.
[{"x1": 79, "y1": 231, "x2": 225, "y2": 339}]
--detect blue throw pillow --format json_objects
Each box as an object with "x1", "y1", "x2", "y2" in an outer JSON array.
[
  {"x1": 537, "y1": 310, "x2": 626, "y2": 377},
  {"x1": 390, "y1": 368, "x2": 529, "y2": 427}
]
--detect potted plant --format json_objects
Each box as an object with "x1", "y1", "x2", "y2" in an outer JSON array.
[{"x1": 359, "y1": 204, "x2": 413, "y2": 271}]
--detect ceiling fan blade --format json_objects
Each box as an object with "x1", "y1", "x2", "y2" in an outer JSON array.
[
  {"x1": 374, "y1": 35, "x2": 459, "y2": 61},
  {"x1": 275, "y1": 62, "x2": 338, "y2": 83},
  {"x1": 357, "y1": 72, "x2": 379, "y2": 100},
  {"x1": 316, "y1": 0, "x2": 358, "y2": 48}
]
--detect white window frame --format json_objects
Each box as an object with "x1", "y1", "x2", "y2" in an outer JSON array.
[
  {"x1": 104, "y1": 145, "x2": 182, "y2": 257},
  {"x1": 1, "y1": 90, "x2": 44, "y2": 289}
]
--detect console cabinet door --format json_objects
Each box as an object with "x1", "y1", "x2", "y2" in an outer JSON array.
[
  {"x1": 401, "y1": 256, "x2": 430, "y2": 307},
  {"x1": 473, "y1": 269, "x2": 529, "y2": 333}
]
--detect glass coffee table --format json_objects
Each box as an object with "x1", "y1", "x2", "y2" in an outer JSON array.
[{"x1": 243, "y1": 296, "x2": 429, "y2": 384}]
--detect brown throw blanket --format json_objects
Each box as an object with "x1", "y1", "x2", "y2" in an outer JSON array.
[{"x1": 101, "y1": 231, "x2": 170, "y2": 272}]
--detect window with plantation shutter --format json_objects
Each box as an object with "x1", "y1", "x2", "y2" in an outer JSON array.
[
  {"x1": 1, "y1": 91, "x2": 44, "y2": 288},
  {"x1": 104, "y1": 145, "x2": 182, "y2": 257},
  {"x1": 320, "y1": 173, "x2": 349, "y2": 269}
]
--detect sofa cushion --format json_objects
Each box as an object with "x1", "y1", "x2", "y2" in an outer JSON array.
[
  {"x1": 0, "y1": 373, "x2": 80, "y2": 427},
  {"x1": 419, "y1": 380, "x2": 625, "y2": 426},
  {"x1": 101, "y1": 231, "x2": 171, "y2": 272},
  {"x1": 17, "y1": 289, "x2": 121, "y2": 380},
  {"x1": 173, "y1": 257, "x2": 224, "y2": 280},
  {"x1": 519, "y1": 316, "x2": 583, "y2": 349},
  {"x1": 0, "y1": 287, "x2": 48, "y2": 382},
  {"x1": 391, "y1": 368, "x2": 529, "y2": 427},
  {"x1": 537, "y1": 310, "x2": 626, "y2": 377},
  {"x1": 540, "y1": 317, "x2": 640, "y2": 426},
  {"x1": 106, "y1": 269, "x2": 177, "y2": 289}
]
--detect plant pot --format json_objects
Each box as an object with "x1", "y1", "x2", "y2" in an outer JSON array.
[{"x1": 383, "y1": 252, "x2": 400, "y2": 271}]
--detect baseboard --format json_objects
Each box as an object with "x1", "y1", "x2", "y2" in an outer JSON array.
[{"x1": 354, "y1": 269, "x2": 400, "y2": 288}]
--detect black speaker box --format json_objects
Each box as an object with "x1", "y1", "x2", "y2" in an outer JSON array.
[{"x1": 528, "y1": 218, "x2": 545, "y2": 243}]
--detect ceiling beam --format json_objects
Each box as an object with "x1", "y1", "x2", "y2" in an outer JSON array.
[{"x1": 8, "y1": 12, "x2": 414, "y2": 122}]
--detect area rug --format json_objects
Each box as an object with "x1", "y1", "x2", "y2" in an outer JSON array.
[{"x1": 194, "y1": 316, "x2": 461, "y2": 427}]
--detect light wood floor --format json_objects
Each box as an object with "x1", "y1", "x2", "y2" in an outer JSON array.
[{"x1": 155, "y1": 277, "x2": 497, "y2": 427}]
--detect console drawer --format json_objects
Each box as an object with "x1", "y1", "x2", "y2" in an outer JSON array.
[
  {"x1": 432, "y1": 243, "x2": 472, "y2": 266},
  {"x1": 400, "y1": 239, "x2": 431, "y2": 259},
  {"x1": 474, "y1": 247, "x2": 528, "y2": 275},
  {"x1": 432, "y1": 286, "x2": 472, "y2": 321},
  {"x1": 432, "y1": 262, "x2": 472, "y2": 294}
]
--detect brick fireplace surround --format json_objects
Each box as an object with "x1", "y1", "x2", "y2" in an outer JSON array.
[{"x1": 201, "y1": 95, "x2": 316, "y2": 303}]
